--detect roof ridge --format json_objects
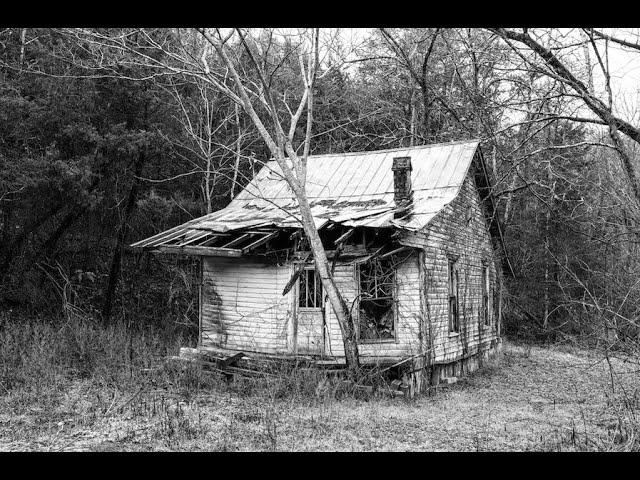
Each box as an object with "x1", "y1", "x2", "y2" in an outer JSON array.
[{"x1": 263, "y1": 139, "x2": 480, "y2": 163}]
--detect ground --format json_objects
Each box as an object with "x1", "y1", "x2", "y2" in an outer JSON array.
[{"x1": 0, "y1": 341, "x2": 637, "y2": 451}]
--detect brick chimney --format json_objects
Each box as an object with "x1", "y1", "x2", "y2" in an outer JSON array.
[{"x1": 392, "y1": 156, "x2": 413, "y2": 218}]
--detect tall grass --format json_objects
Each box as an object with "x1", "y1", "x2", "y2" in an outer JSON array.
[
  {"x1": 4, "y1": 310, "x2": 640, "y2": 451},
  {"x1": 0, "y1": 311, "x2": 200, "y2": 415},
  {"x1": 0, "y1": 310, "x2": 347, "y2": 450}
]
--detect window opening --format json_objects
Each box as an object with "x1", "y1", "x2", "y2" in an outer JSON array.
[
  {"x1": 449, "y1": 258, "x2": 460, "y2": 333},
  {"x1": 298, "y1": 268, "x2": 323, "y2": 309},
  {"x1": 482, "y1": 264, "x2": 490, "y2": 326},
  {"x1": 358, "y1": 257, "x2": 395, "y2": 340}
]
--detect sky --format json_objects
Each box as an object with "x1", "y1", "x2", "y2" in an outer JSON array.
[
  {"x1": 601, "y1": 29, "x2": 640, "y2": 123},
  {"x1": 258, "y1": 28, "x2": 640, "y2": 131},
  {"x1": 368, "y1": 28, "x2": 639, "y2": 122}
]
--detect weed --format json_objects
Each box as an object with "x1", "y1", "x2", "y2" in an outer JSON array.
[{"x1": 2, "y1": 315, "x2": 640, "y2": 451}]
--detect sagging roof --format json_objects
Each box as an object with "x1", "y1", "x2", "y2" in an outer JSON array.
[{"x1": 132, "y1": 140, "x2": 482, "y2": 252}]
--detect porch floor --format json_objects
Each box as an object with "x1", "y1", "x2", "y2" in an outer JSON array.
[{"x1": 194, "y1": 345, "x2": 408, "y2": 368}]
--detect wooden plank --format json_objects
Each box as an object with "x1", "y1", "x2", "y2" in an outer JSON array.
[
  {"x1": 199, "y1": 345, "x2": 314, "y2": 361},
  {"x1": 197, "y1": 233, "x2": 231, "y2": 247},
  {"x1": 198, "y1": 346, "x2": 251, "y2": 360},
  {"x1": 173, "y1": 231, "x2": 212, "y2": 247},
  {"x1": 131, "y1": 221, "x2": 198, "y2": 248},
  {"x1": 168, "y1": 356, "x2": 278, "y2": 378},
  {"x1": 244, "y1": 230, "x2": 279, "y2": 235},
  {"x1": 293, "y1": 248, "x2": 369, "y2": 260},
  {"x1": 242, "y1": 231, "x2": 278, "y2": 254},
  {"x1": 219, "y1": 352, "x2": 245, "y2": 368},
  {"x1": 179, "y1": 347, "x2": 200, "y2": 358},
  {"x1": 141, "y1": 228, "x2": 192, "y2": 248},
  {"x1": 221, "y1": 233, "x2": 252, "y2": 248},
  {"x1": 155, "y1": 245, "x2": 242, "y2": 257},
  {"x1": 378, "y1": 246, "x2": 411, "y2": 259},
  {"x1": 281, "y1": 259, "x2": 308, "y2": 296},
  {"x1": 314, "y1": 359, "x2": 347, "y2": 366},
  {"x1": 198, "y1": 258, "x2": 203, "y2": 348},
  {"x1": 334, "y1": 227, "x2": 355, "y2": 246}
]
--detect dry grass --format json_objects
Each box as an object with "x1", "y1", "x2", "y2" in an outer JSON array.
[{"x1": 0, "y1": 314, "x2": 639, "y2": 451}]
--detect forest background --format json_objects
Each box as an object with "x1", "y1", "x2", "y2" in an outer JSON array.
[{"x1": 2, "y1": 28, "x2": 640, "y2": 450}]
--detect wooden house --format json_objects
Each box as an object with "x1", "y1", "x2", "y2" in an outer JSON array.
[{"x1": 132, "y1": 140, "x2": 512, "y2": 390}]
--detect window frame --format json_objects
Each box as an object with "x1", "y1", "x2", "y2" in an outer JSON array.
[
  {"x1": 355, "y1": 258, "x2": 398, "y2": 343},
  {"x1": 481, "y1": 262, "x2": 490, "y2": 327},
  {"x1": 448, "y1": 256, "x2": 460, "y2": 334},
  {"x1": 298, "y1": 266, "x2": 323, "y2": 310}
]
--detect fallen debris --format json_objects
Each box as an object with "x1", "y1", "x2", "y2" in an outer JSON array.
[{"x1": 169, "y1": 347, "x2": 413, "y2": 397}]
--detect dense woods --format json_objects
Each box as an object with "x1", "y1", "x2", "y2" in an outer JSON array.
[{"x1": 2, "y1": 27, "x2": 640, "y2": 356}]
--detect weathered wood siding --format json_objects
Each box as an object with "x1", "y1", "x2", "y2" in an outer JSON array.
[
  {"x1": 200, "y1": 255, "x2": 424, "y2": 361},
  {"x1": 324, "y1": 254, "x2": 423, "y2": 362},
  {"x1": 198, "y1": 169, "x2": 500, "y2": 366},
  {"x1": 401, "y1": 170, "x2": 500, "y2": 364},
  {"x1": 201, "y1": 257, "x2": 292, "y2": 353}
]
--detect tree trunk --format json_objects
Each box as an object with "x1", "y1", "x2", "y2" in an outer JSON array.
[
  {"x1": 231, "y1": 102, "x2": 242, "y2": 199},
  {"x1": 420, "y1": 83, "x2": 431, "y2": 140},
  {"x1": 409, "y1": 88, "x2": 417, "y2": 147},
  {"x1": 543, "y1": 160, "x2": 551, "y2": 331},
  {"x1": 43, "y1": 207, "x2": 85, "y2": 257},
  {"x1": 295, "y1": 192, "x2": 360, "y2": 372},
  {"x1": 503, "y1": 167, "x2": 518, "y2": 226},
  {"x1": 0, "y1": 203, "x2": 64, "y2": 284},
  {"x1": 19, "y1": 28, "x2": 26, "y2": 66},
  {"x1": 203, "y1": 150, "x2": 213, "y2": 215},
  {"x1": 102, "y1": 150, "x2": 146, "y2": 322},
  {"x1": 201, "y1": 27, "x2": 361, "y2": 371}
]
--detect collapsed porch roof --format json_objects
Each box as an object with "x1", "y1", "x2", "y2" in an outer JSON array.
[{"x1": 131, "y1": 140, "x2": 482, "y2": 253}]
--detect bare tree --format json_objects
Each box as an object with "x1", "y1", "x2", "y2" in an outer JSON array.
[
  {"x1": 52, "y1": 27, "x2": 362, "y2": 369},
  {"x1": 165, "y1": 78, "x2": 247, "y2": 213},
  {"x1": 197, "y1": 28, "x2": 361, "y2": 370},
  {"x1": 488, "y1": 28, "x2": 640, "y2": 204}
]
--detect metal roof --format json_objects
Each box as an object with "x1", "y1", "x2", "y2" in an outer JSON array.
[{"x1": 132, "y1": 140, "x2": 481, "y2": 249}]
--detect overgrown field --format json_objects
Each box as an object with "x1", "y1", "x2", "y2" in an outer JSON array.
[{"x1": 0, "y1": 314, "x2": 639, "y2": 451}]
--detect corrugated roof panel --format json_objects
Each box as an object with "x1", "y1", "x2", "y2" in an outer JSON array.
[
  {"x1": 339, "y1": 155, "x2": 369, "y2": 199},
  {"x1": 356, "y1": 155, "x2": 385, "y2": 200},
  {"x1": 132, "y1": 140, "x2": 481, "y2": 249},
  {"x1": 343, "y1": 210, "x2": 395, "y2": 228}
]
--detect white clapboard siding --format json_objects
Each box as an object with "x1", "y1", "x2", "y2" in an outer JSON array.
[
  {"x1": 198, "y1": 169, "x2": 500, "y2": 366},
  {"x1": 402, "y1": 171, "x2": 500, "y2": 364},
  {"x1": 325, "y1": 254, "x2": 424, "y2": 360},
  {"x1": 201, "y1": 257, "x2": 292, "y2": 354}
]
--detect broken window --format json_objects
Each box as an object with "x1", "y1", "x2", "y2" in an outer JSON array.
[
  {"x1": 481, "y1": 263, "x2": 490, "y2": 326},
  {"x1": 358, "y1": 258, "x2": 395, "y2": 340},
  {"x1": 449, "y1": 257, "x2": 460, "y2": 333},
  {"x1": 298, "y1": 268, "x2": 323, "y2": 309}
]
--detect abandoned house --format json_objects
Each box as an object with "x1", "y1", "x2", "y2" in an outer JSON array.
[{"x1": 132, "y1": 139, "x2": 512, "y2": 390}]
